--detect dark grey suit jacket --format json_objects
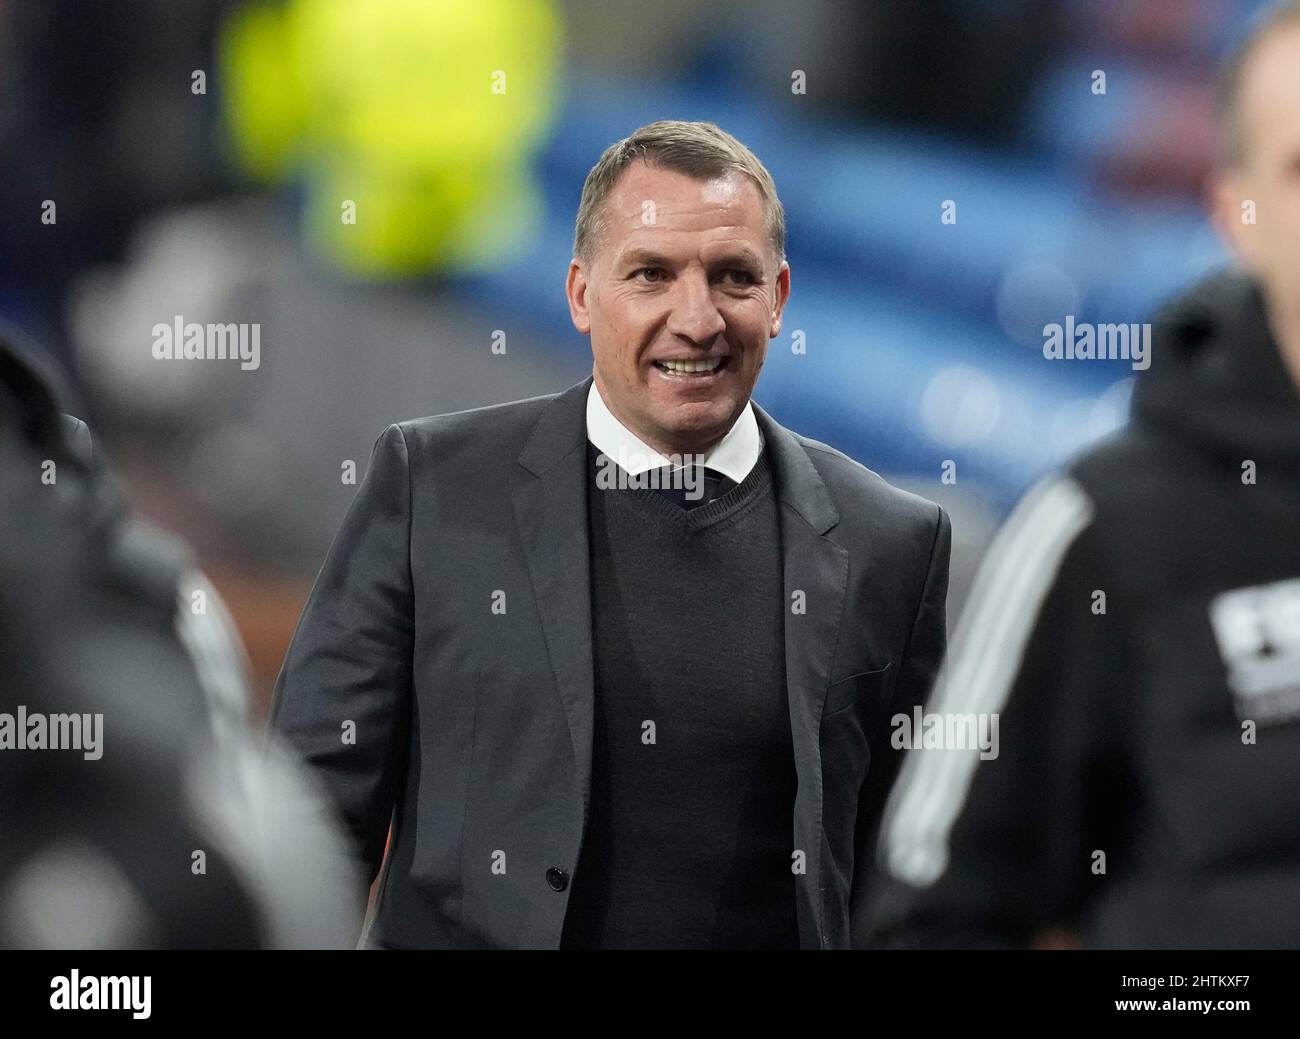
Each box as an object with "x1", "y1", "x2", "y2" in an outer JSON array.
[{"x1": 270, "y1": 375, "x2": 950, "y2": 949}]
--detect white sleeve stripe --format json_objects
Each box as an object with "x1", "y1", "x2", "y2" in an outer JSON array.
[{"x1": 878, "y1": 474, "x2": 1095, "y2": 888}]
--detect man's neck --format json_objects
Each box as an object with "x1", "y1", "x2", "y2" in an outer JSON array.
[
  {"x1": 642, "y1": 431, "x2": 725, "y2": 460},
  {"x1": 593, "y1": 380, "x2": 728, "y2": 459}
]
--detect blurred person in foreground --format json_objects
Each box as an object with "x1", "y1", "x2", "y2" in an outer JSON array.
[
  {"x1": 0, "y1": 332, "x2": 359, "y2": 948},
  {"x1": 271, "y1": 120, "x2": 951, "y2": 949},
  {"x1": 862, "y1": 2, "x2": 1300, "y2": 949}
]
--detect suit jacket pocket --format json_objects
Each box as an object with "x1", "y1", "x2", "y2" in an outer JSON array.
[{"x1": 823, "y1": 661, "x2": 891, "y2": 717}]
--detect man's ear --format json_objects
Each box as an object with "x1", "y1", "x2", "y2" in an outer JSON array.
[
  {"x1": 769, "y1": 260, "x2": 791, "y2": 339},
  {"x1": 1208, "y1": 167, "x2": 1262, "y2": 274},
  {"x1": 566, "y1": 259, "x2": 592, "y2": 335}
]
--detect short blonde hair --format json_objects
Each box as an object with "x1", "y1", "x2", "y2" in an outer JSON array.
[{"x1": 573, "y1": 120, "x2": 786, "y2": 264}]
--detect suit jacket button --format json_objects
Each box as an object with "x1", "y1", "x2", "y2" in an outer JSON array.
[{"x1": 546, "y1": 867, "x2": 568, "y2": 891}]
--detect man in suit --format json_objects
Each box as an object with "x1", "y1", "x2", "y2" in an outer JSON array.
[{"x1": 270, "y1": 119, "x2": 951, "y2": 949}]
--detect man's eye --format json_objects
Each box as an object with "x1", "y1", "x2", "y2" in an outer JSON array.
[
  {"x1": 635, "y1": 267, "x2": 665, "y2": 282},
  {"x1": 722, "y1": 269, "x2": 755, "y2": 284}
]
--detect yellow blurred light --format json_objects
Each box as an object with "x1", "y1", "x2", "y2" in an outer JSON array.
[{"x1": 220, "y1": 0, "x2": 563, "y2": 277}]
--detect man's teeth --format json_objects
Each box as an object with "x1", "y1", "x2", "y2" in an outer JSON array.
[{"x1": 658, "y1": 358, "x2": 723, "y2": 374}]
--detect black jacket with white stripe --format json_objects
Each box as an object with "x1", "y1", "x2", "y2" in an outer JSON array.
[{"x1": 860, "y1": 269, "x2": 1300, "y2": 949}]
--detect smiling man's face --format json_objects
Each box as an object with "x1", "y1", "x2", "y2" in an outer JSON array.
[{"x1": 566, "y1": 161, "x2": 791, "y2": 457}]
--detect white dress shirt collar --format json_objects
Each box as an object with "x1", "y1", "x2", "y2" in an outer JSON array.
[{"x1": 585, "y1": 380, "x2": 764, "y2": 485}]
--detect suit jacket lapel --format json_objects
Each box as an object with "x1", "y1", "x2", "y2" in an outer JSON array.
[
  {"x1": 512, "y1": 376, "x2": 598, "y2": 826},
  {"x1": 512, "y1": 379, "x2": 849, "y2": 949},
  {"x1": 752, "y1": 400, "x2": 850, "y2": 950}
]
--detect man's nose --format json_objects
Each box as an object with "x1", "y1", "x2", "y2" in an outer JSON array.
[{"x1": 666, "y1": 273, "x2": 726, "y2": 346}]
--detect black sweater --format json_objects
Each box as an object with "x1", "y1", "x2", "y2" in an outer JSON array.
[{"x1": 560, "y1": 443, "x2": 799, "y2": 949}]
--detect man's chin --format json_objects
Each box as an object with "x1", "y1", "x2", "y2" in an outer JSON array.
[{"x1": 650, "y1": 407, "x2": 740, "y2": 454}]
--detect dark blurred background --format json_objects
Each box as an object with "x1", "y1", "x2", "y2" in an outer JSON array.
[{"x1": 0, "y1": 0, "x2": 1266, "y2": 716}]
